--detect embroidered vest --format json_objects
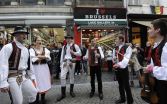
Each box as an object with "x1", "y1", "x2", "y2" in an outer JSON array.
[
  {"x1": 116, "y1": 45, "x2": 128, "y2": 62},
  {"x1": 152, "y1": 40, "x2": 166, "y2": 66},
  {"x1": 88, "y1": 46, "x2": 101, "y2": 66},
  {"x1": 63, "y1": 44, "x2": 77, "y2": 60},
  {"x1": 9, "y1": 42, "x2": 21, "y2": 70},
  {"x1": 33, "y1": 47, "x2": 47, "y2": 64}
]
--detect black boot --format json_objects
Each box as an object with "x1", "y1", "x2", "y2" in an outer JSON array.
[
  {"x1": 99, "y1": 93, "x2": 103, "y2": 100},
  {"x1": 57, "y1": 87, "x2": 66, "y2": 101},
  {"x1": 70, "y1": 84, "x2": 76, "y2": 97},
  {"x1": 41, "y1": 93, "x2": 46, "y2": 104},
  {"x1": 89, "y1": 91, "x2": 94, "y2": 98}
]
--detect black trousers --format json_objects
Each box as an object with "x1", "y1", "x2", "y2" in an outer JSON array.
[
  {"x1": 115, "y1": 68, "x2": 133, "y2": 103},
  {"x1": 107, "y1": 60, "x2": 113, "y2": 72},
  {"x1": 90, "y1": 65, "x2": 103, "y2": 93},
  {"x1": 156, "y1": 80, "x2": 167, "y2": 104},
  {"x1": 75, "y1": 60, "x2": 81, "y2": 74}
]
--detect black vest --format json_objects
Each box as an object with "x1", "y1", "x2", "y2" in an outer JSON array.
[
  {"x1": 152, "y1": 40, "x2": 166, "y2": 66},
  {"x1": 32, "y1": 47, "x2": 47, "y2": 64},
  {"x1": 63, "y1": 44, "x2": 76, "y2": 59},
  {"x1": 9, "y1": 42, "x2": 30, "y2": 70}
]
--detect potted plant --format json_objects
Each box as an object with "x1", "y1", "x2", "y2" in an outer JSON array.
[{"x1": 11, "y1": 0, "x2": 18, "y2": 6}]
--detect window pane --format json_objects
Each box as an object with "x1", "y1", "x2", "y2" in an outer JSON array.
[
  {"x1": 46, "y1": 0, "x2": 64, "y2": 5},
  {"x1": 20, "y1": 0, "x2": 38, "y2": 5}
]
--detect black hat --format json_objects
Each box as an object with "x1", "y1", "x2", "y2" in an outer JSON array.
[
  {"x1": 12, "y1": 26, "x2": 29, "y2": 36},
  {"x1": 65, "y1": 35, "x2": 73, "y2": 39}
]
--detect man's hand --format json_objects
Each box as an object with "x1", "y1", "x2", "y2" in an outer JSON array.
[
  {"x1": 0, "y1": 87, "x2": 9, "y2": 93},
  {"x1": 113, "y1": 64, "x2": 120, "y2": 69},
  {"x1": 145, "y1": 65, "x2": 153, "y2": 73},
  {"x1": 95, "y1": 53, "x2": 100, "y2": 58}
]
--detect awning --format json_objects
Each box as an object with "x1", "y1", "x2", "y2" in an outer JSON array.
[
  {"x1": 74, "y1": 19, "x2": 127, "y2": 28},
  {"x1": 133, "y1": 21, "x2": 151, "y2": 27}
]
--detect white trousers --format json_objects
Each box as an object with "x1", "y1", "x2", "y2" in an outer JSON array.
[
  {"x1": 60, "y1": 61, "x2": 76, "y2": 86},
  {"x1": 8, "y1": 76, "x2": 37, "y2": 104}
]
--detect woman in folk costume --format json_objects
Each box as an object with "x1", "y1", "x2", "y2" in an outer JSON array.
[
  {"x1": 146, "y1": 18, "x2": 167, "y2": 104},
  {"x1": 128, "y1": 43, "x2": 142, "y2": 87},
  {"x1": 29, "y1": 37, "x2": 51, "y2": 104}
]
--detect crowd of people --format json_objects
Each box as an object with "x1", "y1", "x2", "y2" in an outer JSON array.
[{"x1": 0, "y1": 18, "x2": 167, "y2": 104}]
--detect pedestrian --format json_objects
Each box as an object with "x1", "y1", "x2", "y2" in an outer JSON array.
[
  {"x1": 75, "y1": 55, "x2": 81, "y2": 75},
  {"x1": 57, "y1": 34, "x2": 81, "y2": 101},
  {"x1": 81, "y1": 44, "x2": 88, "y2": 75},
  {"x1": 83, "y1": 38, "x2": 104, "y2": 100},
  {"x1": 113, "y1": 35, "x2": 133, "y2": 104},
  {"x1": 146, "y1": 18, "x2": 167, "y2": 104},
  {"x1": 106, "y1": 48, "x2": 113, "y2": 72},
  {"x1": 55, "y1": 42, "x2": 63, "y2": 79},
  {"x1": 0, "y1": 26, "x2": 38, "y2": 104},
  {"x1": 29, "y1": 37, "x2": 51, "y2": 104},
  {"x1": 128, "y1": 43, "x2": 142, "y2": 87}
]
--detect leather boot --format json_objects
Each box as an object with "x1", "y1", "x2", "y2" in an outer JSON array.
[
  {"x1": 57, "y1": 87, "x2": 66, "y2": 101},
  {"x1": 70, "y1": 84, "x2": 76, "y2": 97},
  {"x1": 41, "y1": 93, "x2": 46, "y2": 104}
]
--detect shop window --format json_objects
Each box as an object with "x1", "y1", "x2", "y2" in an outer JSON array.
[
  {"x1": 0, "y1": 0, "x2": 17, "y2": 6},
  {"x1": 46, "y1": 0, "x2": 64, "y2": 5}
]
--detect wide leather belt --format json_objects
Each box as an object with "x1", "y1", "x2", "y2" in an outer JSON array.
[
  {"x1": 8, "y1": 70, "x2": 23, "y2": 78},
  {"x1": 63, "y1": 58, "x2": 76, "y2": 63},
  {"x1": 8, "y1": 70, "x2": 24, "y2": 85}
]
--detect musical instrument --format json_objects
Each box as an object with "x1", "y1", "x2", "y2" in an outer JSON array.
[
  {"x1": 99, "y1": 42, "x2": 136, "y2": 64},
  {"x1": 140, "y1": 67, "x2": 159, "y2": 104}
]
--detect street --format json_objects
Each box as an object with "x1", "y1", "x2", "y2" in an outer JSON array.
[{"x1": 0, "y1": 72, "x2": 147, "y2": 104}]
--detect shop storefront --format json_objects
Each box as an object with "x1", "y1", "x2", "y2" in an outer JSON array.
[
  {"x1": 73, "y1": 7, "x2": 127, "y2": 46},
  {"x1": 128, "y1": 14, "x2": 167, "y2": 48},
  {"x1": 0, "y1": 15, "x2": 73, "y2": 46},
  {"x1": 73, "y1": 7, "x2": 127, "y2": 71}
]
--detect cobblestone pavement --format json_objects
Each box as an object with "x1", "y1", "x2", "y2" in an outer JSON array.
[{"x1": 0, "y1": 72, "x2": 147, "y2": 104}]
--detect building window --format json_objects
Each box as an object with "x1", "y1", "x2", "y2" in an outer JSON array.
[
  {"x1": 128, "y1": 0, "x2": 141, "y2": 5},
  {"x1": 76, "y1": 0, "x2": 123, "y2": 7},
  {"x1": 46, "y1": 0, "x2": 65, "y2": 5},
  {"x1": 20, "y1": 0, "x2": 38, "y2": 5}
]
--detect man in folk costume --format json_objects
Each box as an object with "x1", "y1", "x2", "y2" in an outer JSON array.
[
  {"x1": 83, "y1": 39, "x2": 104, "y2": 100},
  {"x1": 113, "y1": 36, "x2": 133, "y2": 104},
  {"x1": 146, "y1": 18, "x2": 167, "y2": 104},
  {"x1": 0, "y1": 26, "x2": 38, "y2": 104},
  {"x1": 57, "y1": 34, "x2": 81, "y2": 101}
]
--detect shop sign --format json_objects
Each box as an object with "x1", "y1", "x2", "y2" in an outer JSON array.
[
  {"x1": 75, "y1": 20, "x2": 127, "y2": 26},
  {"x1": 74, "y1": 7, "x2": 127, "y2": 19}
]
